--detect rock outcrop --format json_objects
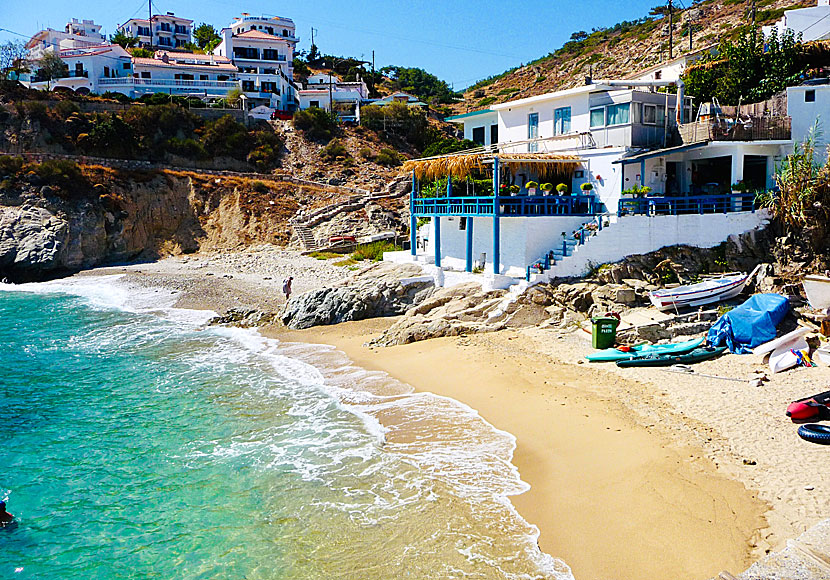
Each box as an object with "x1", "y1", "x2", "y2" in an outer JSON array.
[{"x1": 280, "y1": 262, "x2": 434, "y2": 329}]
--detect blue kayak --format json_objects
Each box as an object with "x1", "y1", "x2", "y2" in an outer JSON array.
[{"x1": 586, "y1": 337, "x2": 705, "y2": 362}]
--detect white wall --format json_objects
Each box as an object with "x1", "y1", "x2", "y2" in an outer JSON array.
[
  {"x1": 458, "y1": 111, "x2": 498, "y2": 145},
  {"x1": 497, "y1": 93, "x2": 591, "y2": 151},
  {"x1": 763, "y1": 4, "x2": 830, "y2": 42},
  {"x1": 427, "y1": 216, "x2": 590, "y2": 276},
  {"x1": 788, "y1": 85, "x2": 830, "y2": 147},
  {"x1": 544, "y1": 210, "x2": 770, "y2": 279}
]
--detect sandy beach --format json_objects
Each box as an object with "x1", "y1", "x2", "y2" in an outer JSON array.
[{"x1": 81, "y1": 250, "x2": 830, "y2": 579}]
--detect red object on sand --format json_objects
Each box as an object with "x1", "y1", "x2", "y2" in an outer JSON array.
[{"x1": 787, "y1": 389, "x2": 830, "y2": 419}]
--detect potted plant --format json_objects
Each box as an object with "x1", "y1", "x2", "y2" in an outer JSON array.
[
  {"x1": 525, "y1": 180, "x2": 539, "y2": 194},
  {"x1": 556, "y1": 183, "x2": 569, "y2": 195},
  {"x1": 580, "y1": 182, "x2": 594, "y2": 194},
  {"x1": 540, "y1": 183, "x2": 553, "y2": 195},
  {"x1": 731, "y1": 181, "x2": 748, "y2": 193},
  {"x1": 509, "y1": 184, "x2": 520, "y2": 195}
]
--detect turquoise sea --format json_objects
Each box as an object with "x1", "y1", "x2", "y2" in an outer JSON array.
[{"x1": 0, "y1": 276, "x2": 572, "y2": 580}]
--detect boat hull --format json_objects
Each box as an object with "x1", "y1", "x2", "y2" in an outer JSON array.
[
  {"x1": 615, "y1": 346, "x2": 727, "y2": 367},
  {"x1": 649, "y1": 274, "x2": 751, "y2": 311},
  {"x1": 803, "y1": 275, "x2": 830, "y2": 311}
]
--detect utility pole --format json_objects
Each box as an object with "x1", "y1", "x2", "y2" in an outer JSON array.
[
  {"x1": 668, "y1": 0, "x2": 673, "y2": 59},
  {"x1": 371, "y1": 49, "x2": 375, "y2": 96},
  {"x1": 148, "y1": 0, "x2": 153, "y2": 50},
  {"x1": 751, "y1": 0, "x2": 756, "y2": 27}
]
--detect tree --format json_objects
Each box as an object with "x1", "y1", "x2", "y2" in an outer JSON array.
[
  {"x1": 36, "y1": 51, "x2": 68, "y2": 85},
  {"x1": 0, "y1": 41, "x2": 29, "y2": 80},
  {"x1": 110, "y1": 31, "x2": 138, "y2": 49},
  {"x1": 649, "y1": 5, "x2": 670, "y2": 17},
  {"x1": 193, "y1": 23, "x2": 221, "y2": 50},
  {"x1": 570, "y1": 31, "x2": 588, "y2": 42},
  {"x1": 380, "y1": 66, "x2": 458, "y2": 104}
]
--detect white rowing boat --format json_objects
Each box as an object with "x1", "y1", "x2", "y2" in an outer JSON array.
[
  {"x1": 803, "y1": 274, "x2": 830, "y2": 311},
  {"x1": 649, "y1": 265, "x2": 760, "y2": 312}
]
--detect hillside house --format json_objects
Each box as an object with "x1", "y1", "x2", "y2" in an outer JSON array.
[
  {"x1": 213, "y1": 14, "x2": 298, "y2": 111},
  {"x1": 762, "y1": 0, "x2": 830, "y2": 42},
  {"x1": 26, "y1": 18, "x2": 107, "y2": 61},
  {"x1": 446, "y1": 110, "x2": 499, "y2": 146},
  {"x1": 626, "y1": 46, "x2": 716, "y2": 84},
  {"x1": 390, "y1": 79, "x2": 788, "y2": 288},
  {"x1": 98, "y1": 51, "x2": 238, "y2": 98},
  {"x1": 26, "y1": 44, "x2": 133, "y2": 94},
  {"x1": 118, "y1": 13, "x2": 193, "y2": 49},
  {"x1": 297, "y1": 74, "x2": 369, "y2": 122}
]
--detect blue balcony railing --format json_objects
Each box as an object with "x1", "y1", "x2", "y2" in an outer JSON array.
[
  {"x1": 412, "y1": 194, "x2": 598, "y2": 217},
  {"x1": 617, "y1": 193, "x2": 758, "y2": 216}
]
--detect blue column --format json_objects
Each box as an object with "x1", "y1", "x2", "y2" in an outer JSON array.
[
  {"x1": 640, "y1": 159, "x2": 646, "y2": 188},
  {"x1": 434, "y1": 217, "x2": 441, "y2": 267},
  {"x1": 492, "y1": 157, "x2": 500, "y2": 275},
  {"x1": 465, "y1": 217, "x2": 473, "y2": 272},
  {"x1": 410, "y1": 170, "x2": 417, "y2": 256}
]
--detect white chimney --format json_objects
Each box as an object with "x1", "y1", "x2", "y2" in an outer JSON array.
[{"x1": 821, "y1": 0, "x2": 829, "y2": 6}]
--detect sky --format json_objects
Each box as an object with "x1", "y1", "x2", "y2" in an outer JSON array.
[{"x1": 1, "y1": 0, "x2": 662, "y2": 89}]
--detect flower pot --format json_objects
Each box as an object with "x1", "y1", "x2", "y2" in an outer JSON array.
[{"x1": 527, "y1": 187, "x2": 537, "y2": 195}]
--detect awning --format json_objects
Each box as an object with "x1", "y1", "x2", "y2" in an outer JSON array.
[
  {"x1": 402, "y1": 152, "x2": 583, "y2": 180},
  {"x1": 614, "y1": 141, "x2": 709, "y2": 165}
]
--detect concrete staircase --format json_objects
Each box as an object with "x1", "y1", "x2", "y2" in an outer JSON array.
[
  {"x1": 290, "y1": 220, "x2": 318, "y2": 251},
  {"x1": 525, "y1": 216, "x2": 612, "y2": 283}
]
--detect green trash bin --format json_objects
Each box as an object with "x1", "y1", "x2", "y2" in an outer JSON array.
[{"x1": 591, "y1": 316, "x2": 619, "y2": 349}]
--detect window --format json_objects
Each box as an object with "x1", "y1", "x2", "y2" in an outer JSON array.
[
  {"x1": 606, "y1": 103, "x2": 630, "y2": 126},
  {"x1": 175, "y1": 73, "x2": 194, "y2": 80},
  {"x1": 122, "y1": 62, "x2": 131, "y2": 70},
  {"x1": 138, "y1": 26, "x2": 150, "y2": 36},
  {"x1": 528, "y1": 112, "x2": 539, "y2": 152},
  {"x1": 242, "y1": 80, "x2": 255, "y2": 91},
  {"x1": 590, "y1": 107, "x2": 605, "y2": 128},
  {"x1": 490, "y1": 124, "x2": 498, "y2": 145},
  {"x1": 656, "y1": 106, "x2": 665, "y2": 126},
  {"x1": 200, "y1": 74, "x2": 208, "y2": 80},
  {"x1": 140, "y1": 71, "x2": 151, "y2": 78},
  {"x1": 459, "y1": 217, "x2": 467, "y2": 231},
  {"x1": 103, "y1": 66, "x2": 110, "y2": 78},
  {"x1": 806, "y1": 90, "x2": 816, "y2": 102},
  {"x1": 234, "y1": 47, "x2": 259, "y2": 59},
  {"x1": 262, "y1": 68, "x2": 276, "y2": 75},
  {"x1": 655, "y1": 70, "x2": 662, "y2": 80},
  {"x1": 642, "y1": 104, "x2": 657, "y2": 125},
  {"x1": 310, "y1": 100, "x2": 320, "y2": 108},
  {"x1": 263, "y1": 49, "x2": 279, "y2": 61},
  {"x1": 262, "y1": 81, "x2": 277, "y2": 93},
  {"x1": 217, "y1": 75, "x2": 229, "y2": 81},
  {"x1": 472, "y1": 126, "x2": 485, "y2": 145},
  {"x1": 554, "y1": 107, "x2": 571, "y2": 135}
]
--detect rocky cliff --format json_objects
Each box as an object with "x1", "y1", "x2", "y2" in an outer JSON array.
[{"x1": 0, "y1": 164, "x2": 357, "y2": 282}]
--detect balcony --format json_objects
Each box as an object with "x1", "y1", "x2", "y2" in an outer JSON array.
[
  {"x1": 679, "y1": 116, "x2": 791, "y2": 144},
  {"x1": 98, "y1": 77, "x2": 239, "y2": 94},
  {"x1": 617, "y1": 193, "x2": 758, "y2": 216},
  {"x1": 412, "y1": 194, "x2": 598, "y2": 217}
]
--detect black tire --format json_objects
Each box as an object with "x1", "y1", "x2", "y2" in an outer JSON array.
[{"x1": 797, "y1": 424, "x2": 830, "y2": 445}]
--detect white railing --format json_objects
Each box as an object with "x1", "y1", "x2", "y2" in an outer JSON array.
[{"x1": 98, "y1": 78, "x2": 239, "y2": 89}]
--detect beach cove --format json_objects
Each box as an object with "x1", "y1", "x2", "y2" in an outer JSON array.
[{"x1": 57, "y1": 249, "x2": 830, "y2": 580}]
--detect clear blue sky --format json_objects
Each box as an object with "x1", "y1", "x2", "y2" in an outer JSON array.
[{"x1": 1, "y1": 0, "x2": 660, "y2": 88}]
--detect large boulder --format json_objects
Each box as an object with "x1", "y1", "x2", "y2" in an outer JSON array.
[
  {"x1": 281, "y1": 262, "x2": 435, "y2": 329},
  {"x1": 0, "y1": 205, "x2": 70, "y2": 280}
]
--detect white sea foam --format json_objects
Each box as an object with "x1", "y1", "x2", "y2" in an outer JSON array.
[{"x1": 2, "y1": 273, "x2": 574, "y2": 580}]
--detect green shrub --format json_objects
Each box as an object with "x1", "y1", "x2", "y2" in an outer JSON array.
[
  {"x1": 201, "y1": 115, "x2": 253, "y2": 160},
  {"x1": 251, "y1": 180, "x2": 269, "y2": 193},
  {"x1": 293, "y1": 107, "x2": 337, "y2": 142},
  {"x1": 320, "y1": 138, "x2": 351, "y2": 162},
  {"x1": 26, "y1": 159, "x2": 87, "y2": 194},
  {"x1": 375, "y1": 148, "x2": 401, "y2": 167},
  {"x1": 359, "y1": 147, "x2": 375, "y2": 160},
  {"x1": 351, "y1": 241, "x2": 400, "y2": 262},
  {"x1": 477, "y1": 96, "x2": 496, "y2": 107},
  {"x1": 556, "y1": 183, "x2": 569, "y2": 193},
  {"x1": 0, "y1": 155, "x2": 24, "y2": 176}
]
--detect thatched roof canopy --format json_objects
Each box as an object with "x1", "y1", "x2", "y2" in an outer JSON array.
[{"x1": 402, "y1": 153, "x2": 583, "y2": 181}]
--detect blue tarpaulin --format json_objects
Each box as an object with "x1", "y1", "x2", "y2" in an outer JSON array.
[{"x1": 707, "y1": 294, "x2": 790, "y2": 354}]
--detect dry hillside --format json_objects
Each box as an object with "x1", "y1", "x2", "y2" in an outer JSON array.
[{"x1": 456, "y1": 0, "x2": 813, "y2": 113}]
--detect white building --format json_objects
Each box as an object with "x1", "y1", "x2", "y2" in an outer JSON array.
[
  {"x1": 626, "y1": 45, "x2": 716, "y2": 84},
  {"x1": 296, "y1": 73, "x2": 369, "y2": 122},
  {"x1": 213, "y1": 14, "x2": 298, "y2": 111},
  {"x1": 447, "y1": 109, "x2": 499, "y2": 146},
  {"x1": 787, "y1": 80, "x2": 830, "y2": 148},
  {"x1": 26, "y1": 18, "x2": 107, "y2": 61},
  {"x1": 393, "y1": 79, "x2": 788, "y2": 287},
  {"x1": 762, "y1": 0, "x2": 830, "y2": 42},
  {"x1": 98, "y1": 51, "x2": 238, "y2": 98},
  {"x1": 117, "y1": 13, "x2": 193, "y2": 49},
  {"x1": 27, "y1": 44, "x2": 133, "y2": 94}
]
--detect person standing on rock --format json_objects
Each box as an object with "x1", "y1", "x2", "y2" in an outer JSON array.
[{"x1": 282, "y1": 276, "x2": 293, "y2": 301}]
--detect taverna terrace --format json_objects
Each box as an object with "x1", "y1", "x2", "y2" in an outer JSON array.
[{"x1": 386, "y1": 78, "x2": 797, "y2": 290}]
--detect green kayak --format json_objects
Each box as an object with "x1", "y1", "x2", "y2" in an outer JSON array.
[
  {"x1": 586, "y1": 337, "x2": 704, "y2": 362},
  {"x1": 615, "y1": 346, "x2": 727, "y2": 368}
]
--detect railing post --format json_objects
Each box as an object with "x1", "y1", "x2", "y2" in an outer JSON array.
[
  {"x1": 410, "y1": 170, "x2": 417, "y2": 257},
  {"x1": 526, "y1": 266, "x2": 531, "y2": 282},
  {"x1": 562, "y1": 239, "x2": 567, "y2": 257},
  {"x1": 465, "y1": 216, "x2": 474, "y2": 272},
  {"x1": 434, "y1": 216, "x2": 441, "y2": 268},
  {"x1": 492, "y1": 157, "x2": 500, "y2": 275}
]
